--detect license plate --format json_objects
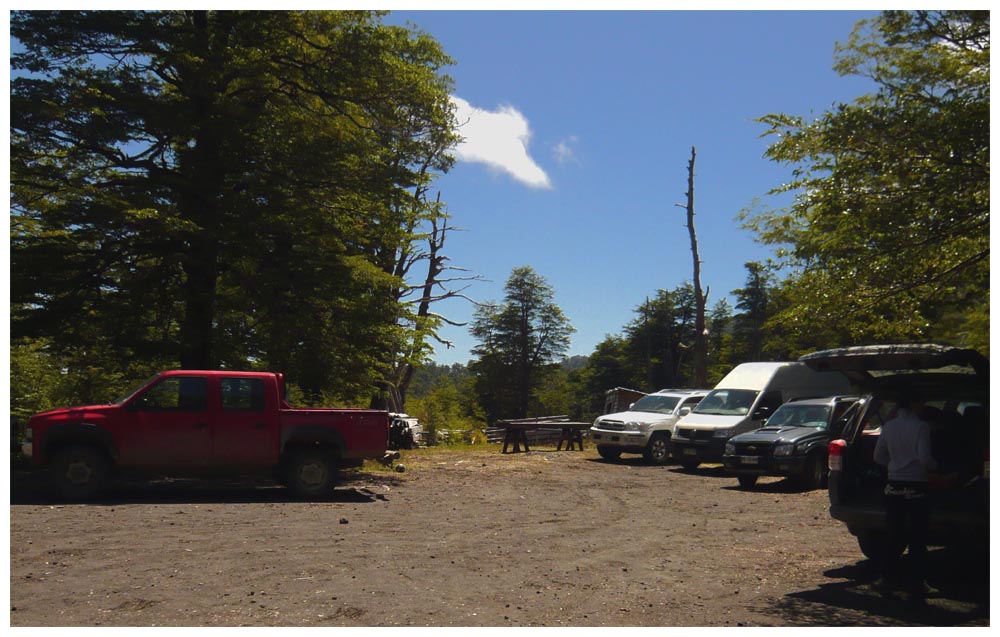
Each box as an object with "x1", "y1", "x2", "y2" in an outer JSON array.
[
  {"x1": 740, "y1": 456, "x2": 759, "y2": 465},
  {"x1": 683, "y1": 448, "x2": 698, "y2": 456}
]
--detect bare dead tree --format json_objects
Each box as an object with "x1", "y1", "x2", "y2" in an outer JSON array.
[
  {"x1": 676, "y1": 146, "x2": 709, "y2": 387},
  {"x1": 373, "y1": 188, "x2": 484, "y2": 412}
]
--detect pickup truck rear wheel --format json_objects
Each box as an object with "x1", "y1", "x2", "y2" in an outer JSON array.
[
  {"x1": 643, "y1": 433, "x2": 671, "y2": 465},
  {"x1": 285, "y1": 448, "x2": 338, "y2": 498},
  {"x1": 51, "y1": 445, "x2": 110, "y2": 500}
]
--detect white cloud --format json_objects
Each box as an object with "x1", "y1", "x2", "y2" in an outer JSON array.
[
  {"x1": 553, "y1": 136, "x2": 580, "y2": 165},
  {"x1": 450, "y1": 96, "x2": 552, "y2": 190}
]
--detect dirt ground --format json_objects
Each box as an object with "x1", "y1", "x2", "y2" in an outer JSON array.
[{"x1": 8, "y1": 445, "x2": 990, "y2": 628}]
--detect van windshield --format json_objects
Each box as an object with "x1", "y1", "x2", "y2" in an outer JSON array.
[
  {"x1": 692, "y1": 389, "x2": 758, "y2": 416},
  {"x1": 629, "y1": 395, "x2": 681, "y2": 414}
]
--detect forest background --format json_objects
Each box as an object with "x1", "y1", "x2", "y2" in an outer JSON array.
[{"x1": 9, "y1": 10, "x2": 989, "y2": 443}]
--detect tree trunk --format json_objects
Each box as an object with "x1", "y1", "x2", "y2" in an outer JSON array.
[
  {"x1": 179, "y1": 236, "x2": 219, "y2": 369},
  {"x1": 683, "y1": 147, "x2": 709, "y2": 387}
]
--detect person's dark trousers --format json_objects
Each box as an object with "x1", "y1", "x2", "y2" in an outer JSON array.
[{"x1": 884, "y1": 481, "x2": 930, "y2": 598}]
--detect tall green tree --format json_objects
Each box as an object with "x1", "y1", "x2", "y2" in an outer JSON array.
[
  {"x1": 623, "y1": 285, "x2": 698, "y2": 390},
  {"x1": 11, "y1": 10, "x2": 458, "y2": 405},
  {"x1": 469, "y1": 266, "x2": 574, "y2": 422},
  {"x1": 731, "y1": 261, "x2": 773, "y2": 362},
  {"x1": 743, "y1": 10, "x2": 989, "y2": 350}
]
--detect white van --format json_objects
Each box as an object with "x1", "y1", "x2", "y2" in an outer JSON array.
[{"x1": 669, "y1": 362, "x2": 851, "y2": 470}]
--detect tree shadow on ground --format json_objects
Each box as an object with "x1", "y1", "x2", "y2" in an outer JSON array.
[{"x1": 760, "y1": 548, "x2": 989, "y2": 626}]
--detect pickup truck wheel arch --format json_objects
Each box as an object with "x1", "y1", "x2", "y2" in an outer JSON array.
[
  {"x1": 281, "y1": 426, "x2": 346, "y2": 456},
  {"x1": 43, "y1": 423, "x2": 117, "y2": 465}
]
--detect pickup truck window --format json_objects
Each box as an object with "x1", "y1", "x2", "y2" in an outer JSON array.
[
  {"x1": 222, "y1": 378, "x2": 266, "y2": 412},
  {"x1": 134, "y1": 377, "x2": 208, "y2": 412}
]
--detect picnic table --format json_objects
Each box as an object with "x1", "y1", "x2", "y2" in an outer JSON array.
[{"x1": 497, "y1": 416, "x2": 591, "y2": 453}]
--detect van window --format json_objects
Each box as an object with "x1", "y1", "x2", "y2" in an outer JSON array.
[
  {"x1": 757, "y1": 390, "x2": 784, "y2": 416},
  {"x1": 692, "y1": 389, "x2": 758, "y2": 416}
]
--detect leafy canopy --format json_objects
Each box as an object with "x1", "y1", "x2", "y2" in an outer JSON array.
[{"x1": 743, "y1": 10, "x2": 989, "y2": 350}]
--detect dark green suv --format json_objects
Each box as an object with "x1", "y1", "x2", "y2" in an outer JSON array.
[{"x1": 722, "y1": 395, "x2": 861, "y2": 490}]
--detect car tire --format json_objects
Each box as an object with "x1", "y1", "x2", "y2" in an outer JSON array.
[
  {"x1": 680, "y1": 459, "x2": 700, "y2": 471},
  {"x1": 643, "y1": 433, "x2": 671, "y2": 465},
  {"x1": 284, "y1": 447, "x2": 338, "y2": 499},
  {"x1": 597, "y1": 445, "x2": 621, "y2": 461},
  {"x1": 802, "y1": 452, "x2": 827, "y2": 490},
  {"x1": 50, "y1": 445, "x2": 110, "y2": 500},
  {"x1": 737, "y1": 474, "x2": 758, "y2": 489},
  {"x1": 855, "y1": 531, "x2": 902, "y2": 563}
]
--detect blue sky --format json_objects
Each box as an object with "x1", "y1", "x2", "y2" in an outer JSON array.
[{"x1": 385, "y1": 10, "x2": 881, "y2": 365}]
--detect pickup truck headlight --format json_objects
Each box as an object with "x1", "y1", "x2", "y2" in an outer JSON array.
[
  {"x1": 774, "y1": 443, "x2": 795, "y2": 457},
  {"x1": 724, "y1": 441, "x2": 736, "y2": 456},
  {"x1": 713, "y1": 428, "x2": 734, "y2": 439}
]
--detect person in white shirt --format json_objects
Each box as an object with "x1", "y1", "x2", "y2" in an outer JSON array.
[{"x1": 873, "y1": 390, "x2": 937, "y2": 608}]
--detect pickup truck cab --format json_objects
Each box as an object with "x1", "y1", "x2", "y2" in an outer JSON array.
[
  {"x1": 24, "y1": 370, "x2": 390, "y2": 499},
  {"x1": 799, "y1": 344, "x2": 989, "y2": 562},
  {"x1": 590, "y1": 389, "x2": 709, "y2": 464},
  {"x1": 722, "y1": 395, "x2": 861, "y2": 490}
]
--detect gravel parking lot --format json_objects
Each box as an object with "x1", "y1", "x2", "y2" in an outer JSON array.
[{"x1": 8, "y1": 446, "x2": 989, "y2": 627}]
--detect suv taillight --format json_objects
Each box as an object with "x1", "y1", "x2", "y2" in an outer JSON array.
[{"x1": 828, "y1": 439, "x2": 846, "y2": 472}]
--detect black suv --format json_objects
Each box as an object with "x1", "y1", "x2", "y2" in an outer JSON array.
[
  {"x1": 722, "y1": 395, "x2": 861, "y2": 490},
  {"x1": 799, "y1": 344, "x2": 989, "y2": 561}
]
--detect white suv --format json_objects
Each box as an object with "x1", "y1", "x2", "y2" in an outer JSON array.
[{"x1": 590, "y1": 389, "x2": 709, "y2": 464}]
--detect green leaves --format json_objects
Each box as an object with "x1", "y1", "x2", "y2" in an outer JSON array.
[
  {"x1": 11, "y1": 10, "x2": 459, "y2": 407},
  {"x1": 470, "y1": 267, "x2": 575, "y2": 422},
  {"x1": 747, "y1": 10, "x2": 989, "y2": 350}
]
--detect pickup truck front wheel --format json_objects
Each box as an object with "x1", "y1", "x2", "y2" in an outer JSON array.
[
  {"x1": 284, "y1": 448, "x2": 338, "y2": 499},
  {"x1": 51, "y1": 445, "x2": 110, "y2": 500}
]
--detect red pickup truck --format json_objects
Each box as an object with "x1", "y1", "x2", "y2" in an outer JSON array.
[{"x1": 23, "y1": 370, "x2": 391, "y2": 499}]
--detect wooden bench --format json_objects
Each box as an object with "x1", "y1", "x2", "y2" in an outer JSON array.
[{"x1": 497, "y1": 416, "x2": 591, "y2": 453}]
